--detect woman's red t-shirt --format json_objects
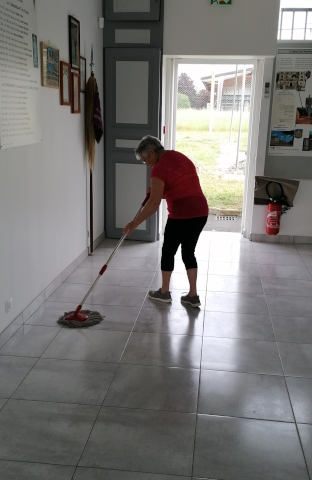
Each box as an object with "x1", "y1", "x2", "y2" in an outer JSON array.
[{"x1": 150, "y1": 150, "x2": 209, "y2": 219}]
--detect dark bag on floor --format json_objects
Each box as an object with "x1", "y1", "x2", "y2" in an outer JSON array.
[{"x1": 254, "y1": 176, "x2": 299, "y2": 207}]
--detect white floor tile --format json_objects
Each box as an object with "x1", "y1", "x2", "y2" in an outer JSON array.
[{"x1": 2, "y1": 234, "x2": 311, "y2": 479}]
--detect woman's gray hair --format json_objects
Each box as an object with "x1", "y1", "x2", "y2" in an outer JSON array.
[{"x1": 135, "y1": 135, "x2": 164, "y2": 160}]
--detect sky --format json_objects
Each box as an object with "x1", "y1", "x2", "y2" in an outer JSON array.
[{"x1": 280, "y1": 0, "x2": 312, "y2": 7}]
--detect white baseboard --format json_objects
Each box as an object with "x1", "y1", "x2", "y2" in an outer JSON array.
[
  {"x1": 90, "y1": 231, "x2": 105, "y2": 253},
  {"x1": 0, "y1": 234, "x2": 107, "y2": 347},
  {"x1": 250, "y1": 233, "x2": 312, "y2": 244},
  {"x1": 293, "y1": 236, "x2": 312, "y2": 244}
]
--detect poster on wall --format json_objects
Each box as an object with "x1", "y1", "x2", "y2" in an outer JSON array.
[
  {"x1": 269, "y1": 49, "x2": 312, "y2": 157},
  {"x1": 0, "y1": 0, "x2": 41, "y2": 149}
]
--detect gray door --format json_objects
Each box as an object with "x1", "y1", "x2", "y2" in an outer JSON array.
[
  {"x1": 104, "y1": 47, "x2": 161, "y2": 241},
  {"x1": 104, "y1": 0, "x2": 160, "y2": 21}
]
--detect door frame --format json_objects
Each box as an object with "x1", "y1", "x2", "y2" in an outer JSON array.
[
  {"x1": 161, "y1": 55, "x2": 265, "y2": 235},
  {"x1": 104, "y1": 47, "x2": 161, "y2": 242}
]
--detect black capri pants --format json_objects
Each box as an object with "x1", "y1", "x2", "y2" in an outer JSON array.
[{"x1": 161, "y1": 216, "x2": 208, "y2": 271}]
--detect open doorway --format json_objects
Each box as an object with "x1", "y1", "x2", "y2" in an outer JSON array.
[{"x1": 174, "y1": 62, "x2": 254, "y2": 232}]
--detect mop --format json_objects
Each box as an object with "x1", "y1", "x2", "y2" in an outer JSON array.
[{"x1": 58, "y1": 194, "x2": 150, "y2": 327}]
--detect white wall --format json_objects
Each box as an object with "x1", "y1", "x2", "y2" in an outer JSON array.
[
  {"x1": 164, "y1": 0, "x2": 280, "y2": 57},
  {"x1": 251, "y1": 182, "x2": 312, "y2": 236},
  {"x1": 0, "y1": 0, "x2": 104, "y2": 334},
  {"x1": 250, "y1": 58, "x2": 312, "y2": 238}
]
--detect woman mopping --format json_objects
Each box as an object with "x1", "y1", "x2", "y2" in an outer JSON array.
[{"x1": 123, "y1": 136, "x2": 208, "y2": 308}]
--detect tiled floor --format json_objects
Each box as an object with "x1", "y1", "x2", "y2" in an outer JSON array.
[{"x1": 1, "y1": 232, "x2": 312, "y2": 480}]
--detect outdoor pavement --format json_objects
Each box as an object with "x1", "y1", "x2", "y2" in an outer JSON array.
[{"x1": 204, "y1": 214, "x2": 242, "y2": 232}]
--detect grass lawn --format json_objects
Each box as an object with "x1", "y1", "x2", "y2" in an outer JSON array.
[{"x1": 176, "y1": 110, "x2": 250, "y2": 213}]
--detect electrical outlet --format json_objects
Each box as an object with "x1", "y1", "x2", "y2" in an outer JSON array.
[{"x1": 5, "y1": 297, "x2": 12, "y2": 314}]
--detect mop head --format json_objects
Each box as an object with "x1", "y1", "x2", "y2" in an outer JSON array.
[{"x1": 58, "y1": 310, "x2": 104, "y2": 328}]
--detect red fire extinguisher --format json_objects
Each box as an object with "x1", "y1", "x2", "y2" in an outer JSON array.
[
  {"x1": 265, "y1": 182, "x2": 286, "y2": 236},
  {"x1": 266, "y1": 203, "x2": 282, "y2": 235}
]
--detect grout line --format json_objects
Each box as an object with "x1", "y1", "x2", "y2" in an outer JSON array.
[
  {"x1": 1, "y1": 325, "x2": 65, "y2": 410},
  {"x1": 189, "y1": 251, "x2": 210, "y2": 478},
  {"x1": 201, "y1": 334, "x2": 312, "y2": 345},
  {"x1": 70, "y1": 465, "x2": 191, "y2": 477},
  {"x1": 294, "y1": 247, "x2": 312, "y2": 279},
  {"x1": 190, "y1": 304, "x2": 205, "y2": 477},
  {"x1": 4, "y1": 394, "x2": 312, "y2": 425},
  {"x1": 275, "y1": 346, "x2": 311, "y2": 480},
  {"x1": 257, "y1": 246, "x2": 312, "y2": 480},
  {"x1": 0, "y1": 458, "x2": 78, "y2": 468},
  {"x1": 70, "y1": 240, "x2": 207, "y2": 478},
  {"x1": 3, "y1": 236, "x2": 312, "y2": 479},
  {"x1": 0, "y1": 324, "x2": 24, "y2": 351},
  {"x1": 1, "y1": 458, "x2": 192, "y2": 480},
  {"x1": 70, "y1": 258, "x2": 161, "y2": 480},
  {"x1": 3, "y1": 351, "x2": 310, "y2": 379}
]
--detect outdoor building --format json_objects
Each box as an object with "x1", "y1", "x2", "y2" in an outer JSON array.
[{"x1": 201, "y1": 68, "x2": 253, "y2": 110}]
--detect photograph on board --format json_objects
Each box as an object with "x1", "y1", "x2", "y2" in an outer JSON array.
[
  {"x1": 276, "y1": 71, "x2": 311, "y2": 91},
  {"x1": 270, "y1": 130, "x2": 295, "y2": 148}
]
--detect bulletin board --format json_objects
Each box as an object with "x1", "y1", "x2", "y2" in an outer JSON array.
[
  {"x1": 269, "y1": 49, "x2": 312, "y2": 157},
  {"x1": 265, "y1": 45, "x2": 312, "y2": 179},
  {"x1": 0, "y1": 0, "x2": 41, "y2": 149}
]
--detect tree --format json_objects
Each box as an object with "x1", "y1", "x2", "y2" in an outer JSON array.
[
  {"x1": 178, "y1": 73, "x2": 197, "y2": 108},
  {"x1": 177, "y1": 93, "x2": 191, "y2": 109},
  {"x1": 178, "y1": 73, "x2": 210, "y2": 109},
  {"x1": 196, "y1": 88, "x2": 209, "y2": 109}
]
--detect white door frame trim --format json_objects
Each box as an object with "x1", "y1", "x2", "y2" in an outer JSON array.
[
  {"x1": 161, "y1": 55, "x2": 267, "y2": 235},
  {"x1": 242, "y1": 58, "x2": 265, "y2": 238}
]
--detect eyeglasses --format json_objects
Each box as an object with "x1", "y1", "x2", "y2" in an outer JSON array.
[{"x1": 134, "y1": 149, "x2": 149, "y2": 164}]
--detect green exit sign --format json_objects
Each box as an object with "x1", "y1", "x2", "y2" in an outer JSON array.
[{"x1": 211, "y1": 0, "x2": 232, "y2": 4}]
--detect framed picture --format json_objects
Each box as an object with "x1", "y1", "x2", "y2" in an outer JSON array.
[
  {"x1": 80, "y1": 56, "x2": 86, "y2": 93},
  {"x1": 71, "y1": 71, "x2": 80, "y2": 113},
  {"x1": 69, "y1": 15, "x2": 80, "y2": 70},
  {"x1": 60, "y1": 61, "x2": 71, "y2": 105},
  {"x1": 41, "y1": 42, "x2": 59, "y2": 88}
]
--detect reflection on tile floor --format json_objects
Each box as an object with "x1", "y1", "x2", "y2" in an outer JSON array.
[{"x1": 1, "y1": 232, "x2": 312, "y2": 479}]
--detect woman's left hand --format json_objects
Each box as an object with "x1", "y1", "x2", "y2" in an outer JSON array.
[{"x1": 123, "y1": 221, "x2": 136, "y2": 236}]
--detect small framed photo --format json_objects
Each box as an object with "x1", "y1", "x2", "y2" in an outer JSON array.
[
  {"x1": 69, "y1": 15, "x2": 80, "y2": 70},
  {"x1": 41, "y1": 42, "x2": 59, "y2": 88},
  {"x1": 60, "y1": 61, "x2": 71, "y2": 106},
  {"x1": 71, "y1": 71, "x2": 80, "y2": 113},
  {"x1": 80, "y1": 56, "x2": 86, "y2": 93}
]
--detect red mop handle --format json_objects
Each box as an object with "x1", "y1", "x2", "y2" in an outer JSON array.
[
  {"x1": 97, "y1": 192, "x2": 150, "y2": 272},
  {"x1": 73, "y1": 193, "x2": 150, "y2": 314},
  {"x1": 142, "y1": 192, "x2": 150, "y2": 207}
]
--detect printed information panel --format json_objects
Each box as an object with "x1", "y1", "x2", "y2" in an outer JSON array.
[
  {"x1": 269, "y1": 49, "x2": 312, "y2": 157},
  {"x1": 0, "y1": 0, "x2": 41, "y2": 149}
]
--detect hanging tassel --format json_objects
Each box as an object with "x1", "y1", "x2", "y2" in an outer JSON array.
[
  {"x1": 94, "y1": 79, "x2": 103, "y2": 144},
  {"x1": 85, "y1": 74, "x2": 96, "y2": 170}
]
